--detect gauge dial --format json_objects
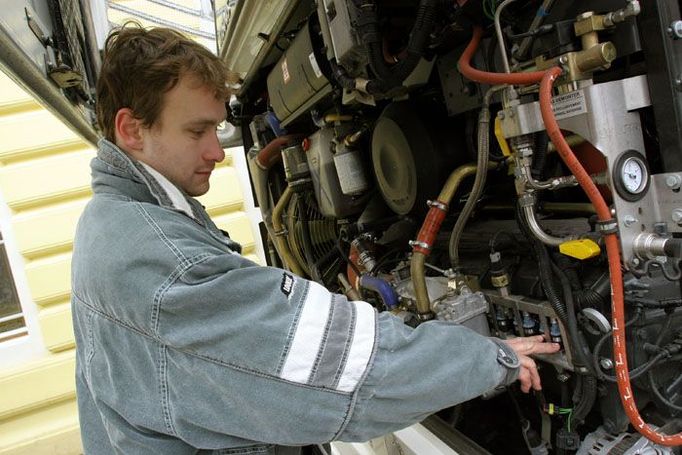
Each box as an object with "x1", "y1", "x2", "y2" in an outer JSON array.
[
  {"x1": 613, "y1": 151, "x2": 650, "y2": 202},
  {"x1": 621, "y1": 157, "x2": 646, "y2": 194}
]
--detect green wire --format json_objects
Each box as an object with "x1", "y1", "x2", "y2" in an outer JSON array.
[{"x1": 567, "y1": 409, "x2": 573, "y2": 433}]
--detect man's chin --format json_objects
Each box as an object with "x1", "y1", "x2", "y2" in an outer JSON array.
[{"x1": 186, "y1": 184, "x2": 210, "y2": 197}]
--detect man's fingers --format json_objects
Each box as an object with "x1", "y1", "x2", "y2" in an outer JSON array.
[
  {"x1": 518, "y1": 355, "x2": 542, "y2": 392},
  {"x1": 504, "y1": 336, "x2": 561, "y2": 355},
  {"x1": 530, "y1": 341, "x2": 562, "y2": 355},
  {"x1": 518, "y1": 368, "x2": 531, "y2": 393}
]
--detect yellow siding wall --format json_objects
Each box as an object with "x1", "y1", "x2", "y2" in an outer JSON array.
[{"x1": 0, "y1": 3, "x2": 257, "y2": 452}]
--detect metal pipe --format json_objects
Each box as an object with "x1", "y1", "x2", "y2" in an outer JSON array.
[
  {"x1": 515, "y1": 0, "x2": 556, "y2": 59},
  {"x1": 522, "y1": 201, "x2": 577, "y2": 246},
  {"x1": 449, "y1": 86, "x2": 505, "y2": 270},
  {"x1": 0, "y1": 22, "x2": 99, "y2": 146},
  {"x1": 494, "y1": 0, "x2": 520, "y2": 74},
  {"x1": 338, "y1": 273, "x2": 362, "y2": 301},
  {"x1": 413, "y1": 163, "x2": 479, "y2": 315},
  {"x1": 272, "y1": 187, "x2": 305, "y2": 276}
]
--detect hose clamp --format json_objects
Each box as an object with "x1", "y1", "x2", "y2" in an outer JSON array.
[
  {"x1": 409, "y1": 240, "x2": 430, "y2": 250},
  {"x1": 273, "y1": 228, "x2": 288, "y2": 237},
  {"x1": 596, "y1": 219, "x2": 618, "y2": 235},
  {"x1": 518, "y1": 192, "x2": 536, "y2": 207},
  {"x1": 427, "y1": 200, "x2": 448, "y2": 211}
]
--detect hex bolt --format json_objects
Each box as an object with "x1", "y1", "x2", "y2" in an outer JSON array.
[
  {"x1": 670, "y1": 20, "x2": 682, "y2": 39},
  {"x1": 673, "y1": 209, "x2": 682, "y2": 224},
  {"x1": 600, "y1": 358, "x2": 614, "y2": 370},
  {"x1": 666, "y1": 174, "x2": 682, "y2": 190},
  {"x1": 557, "y1": 373, "x2": 570, "y2": 383},
  {"x1": 623, "y1": 215, "x2": 637, "y2": 227}
]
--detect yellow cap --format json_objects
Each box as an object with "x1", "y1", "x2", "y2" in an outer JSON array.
[
  {"x1": 494, "y1": 116, "x2": 512, "y2": 157},
  {"x1": 559, "y1": 239, "x2": 601, "y2": 260}
]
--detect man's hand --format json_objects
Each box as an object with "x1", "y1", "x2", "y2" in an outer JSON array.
[{"x1": 504, "y1": 335, "x2": 561, "y2": 393}]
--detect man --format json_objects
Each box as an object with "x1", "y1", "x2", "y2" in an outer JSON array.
[{"x1": 72, "y1": 23, "x2": 559, "y2": 454}]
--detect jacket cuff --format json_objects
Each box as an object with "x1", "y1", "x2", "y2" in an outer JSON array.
[{"x1": 489, "y1": 338, "x2": 520, "y2": 386}]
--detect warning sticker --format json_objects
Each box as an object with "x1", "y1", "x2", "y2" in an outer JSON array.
[
  {"x1": 281, "y1": 59, "x2": 290, "y2": 84},
  {"x1": 308, "y1": 52, "x2": 322, "y2": 79},
  {"x1": 552, "y1": 91, "x2": 587, "y2": 120}
]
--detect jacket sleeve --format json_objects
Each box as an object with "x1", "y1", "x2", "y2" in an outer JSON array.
[{"x1": 156, "y1": 251, "x2": 520, "y2": 446}]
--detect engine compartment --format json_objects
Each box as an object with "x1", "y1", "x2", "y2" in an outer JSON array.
[{"x1": 217, "y1": 0, "x2": 682, "y2": 452}]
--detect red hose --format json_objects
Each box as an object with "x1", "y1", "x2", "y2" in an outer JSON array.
[
  {"x1": 539, "y1": 67, "x2": 681, "y2": 446},
  {"x1": 256, "y1": 135, "x2": 301, "y2": 170},
  {"x1": 458, "y1": 26, "x2": 681, "y2": 445},
  {"x1": 458, "y1": 27, "x2": 546, "y2": 85}
]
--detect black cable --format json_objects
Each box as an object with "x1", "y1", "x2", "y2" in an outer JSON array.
[
  {"x1": 646, "y1": 312, "x2": 682, "y2": 412},
  {"x1": 531, "y1": 132, "x2": 548, "y2": 180},
  {"x1": 625, "y1": 296, "x2": 682, "y2": 309},
  {"x1": 337, "y1": 239, "x2": 362, "y2": 278},
  {"x1": 591, "y1": 307, "x2": 673, "y2": 383},
  {"x1": 489, "y1": 231, "x2": 518, "y2": 254},
  {"x1": 369, "y1": 249, "x2": 404, "y2": 275}
]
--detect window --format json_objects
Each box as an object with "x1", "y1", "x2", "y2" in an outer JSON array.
[{"x1": 0, "y1": 232, "x2": 25, "y2": 342}]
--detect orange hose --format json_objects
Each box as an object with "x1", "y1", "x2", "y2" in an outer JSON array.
[
  {"x1": 458, "y1": 24, "x2": 681, "y2": 445},
  {"x1": 458, "y1": 27, "x2": 546, "y2": 85},
  {"x1": 539, "y1": 67, "x2": 681, "y2": 446}
]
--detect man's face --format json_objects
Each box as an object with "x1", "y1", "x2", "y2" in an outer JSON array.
[{"x1": 139, "y1": 75, "x2": 227, "y2": 196}]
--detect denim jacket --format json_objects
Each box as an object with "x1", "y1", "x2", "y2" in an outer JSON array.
[{"x1": 71, "y1": 139, "x2": 520, "y2": 454}]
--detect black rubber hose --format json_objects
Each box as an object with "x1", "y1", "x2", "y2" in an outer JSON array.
[
  {"x1": 577, "y1": 288, "x2": 605, "y2": 309},
  {"x1": 551, "y1": 263, "x2": 595, "y2": 375},
  {"x1": 362, "y1": 0, "x2": 439, "y2": 90},
  {"x1": 329, "y1": 59, "x2": 356, "y2": 91},
  {"x1": 572, "y1": 375, "x2": 598, "y2": 425},
  {"x1": 516, "y1": 202, "x2": 569, "y2": 325}
]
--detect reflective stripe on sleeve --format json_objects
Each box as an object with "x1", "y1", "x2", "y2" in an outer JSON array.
[
  {"x1": 279, "y1": 281, "x2": 332, "y2": 383},
  {"x1": 336, "y1": 301, "x2": 376, "y2": 392}
]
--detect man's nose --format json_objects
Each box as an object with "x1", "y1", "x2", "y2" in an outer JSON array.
[{"x1": 205, "y1": 133, "x2": 226, "y2": 162}]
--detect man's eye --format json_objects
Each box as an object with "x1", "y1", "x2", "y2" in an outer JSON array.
[{"x1": 191, "y1": 130, "x2": 204, "y2": 136}]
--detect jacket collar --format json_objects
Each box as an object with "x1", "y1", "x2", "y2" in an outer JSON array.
[{"x1": 94, "y1": 138, "x2": 200, "y2": 221}]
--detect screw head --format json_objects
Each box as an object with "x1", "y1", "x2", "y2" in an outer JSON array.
[
  {"x1": 559, "y1": 55, "x2": 569, "y2": 65},
  {"x1": 673, "y1": 209, "x2": 682, "y2": 224},
  {"x1": 600, "y1": 358, "x2": 614, "y2": 370},
  {"x1": 666, "y1": 174, "x2": 682, "y2": 190},
  {"x1": 577, "y1": 11, "x2": 594, "y2": 20},
  {"x1": 623, "y1": 215, "x2": 637, "y2": 227},
  {"x1": 670, "y1": 21, "x2": 682, "y2": 39}
]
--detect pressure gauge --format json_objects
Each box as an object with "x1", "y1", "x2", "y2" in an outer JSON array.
[{"x1": 613, "y1": 150, "x2": 650, "y2": 202}]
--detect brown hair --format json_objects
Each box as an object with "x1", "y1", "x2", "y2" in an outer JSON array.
[{"x1": 96, "y1": 22, "x2": 231, "y2": 142}]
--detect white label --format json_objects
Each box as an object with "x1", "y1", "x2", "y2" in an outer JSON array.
[
  {"x1": 308, "y1": 52, "x2": 323, "y2": 79},
  {"x1": 552, "y1": 91, "x2": 587, "y2": 120},
  {"x1": 281, "y1": 59, "x2": 290, "y2": 84}
]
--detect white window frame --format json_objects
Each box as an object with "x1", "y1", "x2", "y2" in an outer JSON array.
[{"x1": 0, "y1": 192, "x2": 48, "y2": 370}]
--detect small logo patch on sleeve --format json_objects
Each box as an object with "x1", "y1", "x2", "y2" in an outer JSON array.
[{"x1": 280, "y1": 273, "x2": 294, "y2": 297}]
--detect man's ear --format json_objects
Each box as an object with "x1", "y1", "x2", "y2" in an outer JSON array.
[{"x1": 114, "y1": 108, "x2": 145, "y2": 156}]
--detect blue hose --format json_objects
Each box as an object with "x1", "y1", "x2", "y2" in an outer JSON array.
[{"x1": 359, "y1": 274, "x2": 399, "y2": 309}]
